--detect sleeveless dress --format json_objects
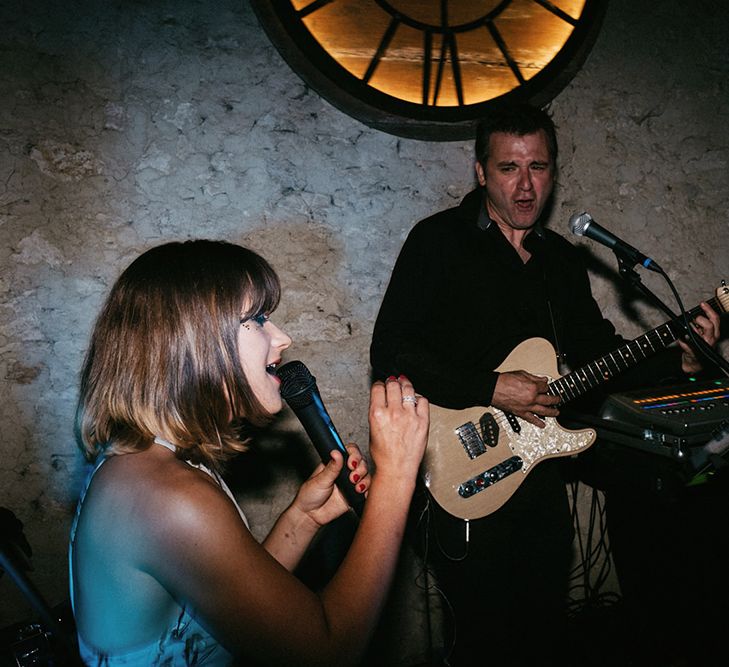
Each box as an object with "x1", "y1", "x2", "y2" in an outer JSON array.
[{"x1": 69, "y1": 438, "x2": 248, "y2": 666}]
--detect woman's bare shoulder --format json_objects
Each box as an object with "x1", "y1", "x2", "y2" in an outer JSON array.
[{"x1": 82, "y1": 448, "x2": 245, "y2": 558}]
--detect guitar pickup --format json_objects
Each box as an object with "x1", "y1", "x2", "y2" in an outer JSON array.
[
  {"x1": 505, "y1": 411, "x2": 521, "y2": 434},
  {"x1": 456, "y1": 413, "x2": 500, "y2": 459},
  {"x1": 479, "y1": 413, "x2": 499, "y2": 446},
  {"x1": 457, "y1": 456, "x2": 523, "y2": 498}
]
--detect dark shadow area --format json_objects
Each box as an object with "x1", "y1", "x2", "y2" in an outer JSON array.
[
  {"x1": 575, "y1": 244, "x2": 666, "y2": 331},
  {"x1": 0, "y1": 508, "x2": 81, "y2": 666},
  {"x1": 224, "y1": 428, "x2": 315, "y2": 494}
]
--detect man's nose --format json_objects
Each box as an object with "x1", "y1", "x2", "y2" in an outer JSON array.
[{"x1": 517, "y1": 169, "x2": 533, "y2": 190}]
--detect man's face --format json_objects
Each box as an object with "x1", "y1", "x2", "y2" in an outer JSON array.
[{"x1": 475, "y1": 130, "x2": 554, "y2": 232}]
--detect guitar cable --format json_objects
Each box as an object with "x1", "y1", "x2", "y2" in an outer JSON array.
[
  {"x1": 566, "y1": 481, "x2": 621, "y2": 617},
  {"x1": 412, "y1": 494, "x2": 459, "y2": 665}
]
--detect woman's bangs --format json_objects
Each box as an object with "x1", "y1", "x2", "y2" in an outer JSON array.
[{"x1": 239, "y1": 259, "x2": 280, "y2": 320}]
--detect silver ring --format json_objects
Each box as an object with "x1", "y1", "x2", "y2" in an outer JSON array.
[{"x1": 402, "y1": 395, "x2": 418, "y2": 405}]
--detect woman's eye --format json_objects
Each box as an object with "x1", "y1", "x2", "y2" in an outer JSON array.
[{"x1": 253, "y1": 313, "x2": 269, "y2": 326}]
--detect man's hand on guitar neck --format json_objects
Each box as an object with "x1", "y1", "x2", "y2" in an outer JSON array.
[
  {"x1": 491, "y1": 370, "x2": 561, "y2": 428},
  {"x1": 678, "y1": 301, "x2": 721, "y2": 375}
]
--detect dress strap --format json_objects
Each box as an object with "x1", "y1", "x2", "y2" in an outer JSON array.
[
  {"x1": 152, "y1": 436, "x2": 249, "y2": 529},
  {"x1": 153, "y1": 435, "x2": 177, "y2": 452}
]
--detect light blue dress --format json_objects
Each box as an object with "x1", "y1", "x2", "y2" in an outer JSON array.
[{"x1": 68, "y1": 438, "x2": 248, "y2": 666}]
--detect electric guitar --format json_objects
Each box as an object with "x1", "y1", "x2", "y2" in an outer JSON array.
[{"x1": 423, "y1": 284, "x2": 729, "y2": 520}]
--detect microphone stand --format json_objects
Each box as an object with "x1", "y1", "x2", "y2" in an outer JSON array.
[{"x1": 613, "y1": 253, "x2": 729, "y2": 377}]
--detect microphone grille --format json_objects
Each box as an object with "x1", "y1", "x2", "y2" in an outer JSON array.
[
  {"x1": 569, "y1": 211, "x2": 592, "y2": 236},
  {"x1": 277, "y1": 360, "x2": 316, "y2": 406}
]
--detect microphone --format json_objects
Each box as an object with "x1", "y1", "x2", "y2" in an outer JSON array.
[
  {"x1": 277, "y1": 360, "x2": 364, "y2": 515},
  {"x1": 569, "y1": 212, "x2": 662, "y2": 272}
]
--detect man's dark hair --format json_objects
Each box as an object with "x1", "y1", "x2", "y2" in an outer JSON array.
[{"x1": 475, "y1": 104, "x2": 558, "y2": 166}]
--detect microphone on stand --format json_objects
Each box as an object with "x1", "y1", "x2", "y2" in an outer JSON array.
[
  {"x1": 277, "y1": 360, "x2": 365, "y2": 516},
  {"x1": 569, "y1": 212, "x2": 662, "y2": 273}
]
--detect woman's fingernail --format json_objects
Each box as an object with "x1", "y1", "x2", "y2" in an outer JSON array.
[
  {"x1": 386, "y1": 375, "x2": 397, "y2": 382},
  {"x1": 398, "y1": 374, "x2": 409, "y2": 381},
  {"x1": 358, "y1": 483, "x2": 366, "y2": 493},
  {"x1": 352, "y1": 473, "x2": 360, "y2": 483}
]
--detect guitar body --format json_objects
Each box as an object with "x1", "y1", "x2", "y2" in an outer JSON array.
[{"x1": 423, "y1": 338, "x2": 596, "y2": 520}]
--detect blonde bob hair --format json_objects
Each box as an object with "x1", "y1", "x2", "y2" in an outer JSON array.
[{"x1": 76, "y1": 240, "x2": 281, "y2": 471}]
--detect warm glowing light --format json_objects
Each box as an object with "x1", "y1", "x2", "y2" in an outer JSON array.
[{"x1": 290, "y1": 0, "x2": 587, "y2": 106}]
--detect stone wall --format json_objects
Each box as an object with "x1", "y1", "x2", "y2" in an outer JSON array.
[{"x1": 1, "y1": 0, "x2": 727, "y2": 662}]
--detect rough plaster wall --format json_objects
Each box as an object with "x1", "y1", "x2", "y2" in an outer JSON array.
[{"x1": 0, "y1": 0, "x2": 727, "y2": 662}]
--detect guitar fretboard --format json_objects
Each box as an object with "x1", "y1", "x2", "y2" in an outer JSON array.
[{"x1": 548, "y1": 295, "x2": 725, "y2": 406}]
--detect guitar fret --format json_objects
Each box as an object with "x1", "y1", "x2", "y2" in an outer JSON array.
[
  {"x1": 575, "y1": 370, "x2": 591, "y2": 393},
  {"x1": 594, "y1": 359, "x2": 611, "y2": 381},
  {"x1": 557, "y1": 381, "x2": 571, "y2": 402},
  {"x1": 548, "y1": 381, "x2": 565, "y2": 402},
  {"x1": 658, "y1": 323, "x2": 678, "y2": 345},
  {"x1": 559, "y1": 377, "x2": 576, "y2": 401},
  {"x1": 621, "y1": 343, "x2": 638, "y2": 364},
  {"x1": 564, "y1": 377, "x2": 578, "y2": 400},
  {"x1": 612, "y1": 350, "x2": 629, "y2": 371},
  {"x1": 586, "y1": 363, "x2": 601, "y2": 385},
  {"x1": 628, "y1": 340, "x2": 645, "y2": 361},
  {"x1": 649, "y1": 330, "x2": 663, "y2": 348},
  {"x1": 577, "y1": 369, "x2": 592, "y2": 390},
  {"x1": 606, "y1": 352, "x2": 622, "y2": 374},
  {"x1": 543, "y1": 290, "x2": 727, "y2": 413}
]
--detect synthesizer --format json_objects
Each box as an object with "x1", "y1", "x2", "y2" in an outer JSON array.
[{"x1": 599, "y1": 378, "x2": 729, "y2": 438}]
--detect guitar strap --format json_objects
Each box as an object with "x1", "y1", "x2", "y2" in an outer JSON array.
[
  {"x1": 539, "y1": 250, "x2": 568, "y2": 375},
  {"x1": 547, "y1": 295, "x2": 568, "y2": 374}
]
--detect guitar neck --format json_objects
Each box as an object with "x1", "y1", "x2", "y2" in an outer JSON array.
[{"x1": 547, "y1": 296, "x2": 723, "y2": 406}]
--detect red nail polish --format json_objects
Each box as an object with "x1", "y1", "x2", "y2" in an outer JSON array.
[
  {"x1": 350, "y1": 459, "x2": 358, "y2": 470},
  {"x1": 386, "y1": 375, "x2": 397, "y2": 381},
  {"x1": 352, "y1": 473, "x2": 360, "y2": 483},
  {"x1": 358, "y1": 483, "x2": 366, "y2": 492}
]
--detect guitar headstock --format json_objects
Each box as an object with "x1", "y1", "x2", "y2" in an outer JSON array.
[{"x1": 717, "y1": 281, "x2": 729, "y2": 314}]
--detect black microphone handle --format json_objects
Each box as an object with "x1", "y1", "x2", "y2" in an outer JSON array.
[{"x1": 287, "y1": 400, "x2": 365, "y2": 516}]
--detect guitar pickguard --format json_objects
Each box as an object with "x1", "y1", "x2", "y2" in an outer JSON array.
[{"x1": 509, "y1": 416, "x2": 594, "y2": 469}]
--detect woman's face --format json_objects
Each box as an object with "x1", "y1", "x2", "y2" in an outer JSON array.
[{"x1": 237, "y1": 311, "x2": 292, "y2": 415}]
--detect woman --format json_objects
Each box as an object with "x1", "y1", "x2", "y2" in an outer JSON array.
[{"x1": 69, "y1": 240, "x2": 429, "y2": 666}]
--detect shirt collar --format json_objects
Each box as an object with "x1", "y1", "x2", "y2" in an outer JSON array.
[{"x1": 476, "y1": 196, "x2": 546, "y2": 240}]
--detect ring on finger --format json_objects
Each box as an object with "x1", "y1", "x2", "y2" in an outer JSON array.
[{"x1": 402, "y1": 395, "x2": 418, "y2": 405}]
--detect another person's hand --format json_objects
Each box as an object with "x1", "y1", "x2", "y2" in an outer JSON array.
[
  {"x1": 491, "y1": 370, "x2": 560, "y2": 428},
  {"x1": 678, "y1": 302, "x2": 721, "y2": 374},
  {"x1": 291, "y1": 445, "x2": 370, "y2": 527},
  {"x1": 368, "y1": 375, "x2": 429, "y2": 485}
]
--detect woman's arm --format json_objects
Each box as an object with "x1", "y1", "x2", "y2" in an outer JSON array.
[
  {"x1": 262, "y1": 446, "x2": 369, "y2": 571},
  {"x1": 143, "y1": 377, "x2": 428, "y2": 666}
]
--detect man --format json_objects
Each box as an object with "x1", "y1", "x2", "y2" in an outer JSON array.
[{"x1": 370, "y1": 104, "x2": 720, "y2": 666}]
